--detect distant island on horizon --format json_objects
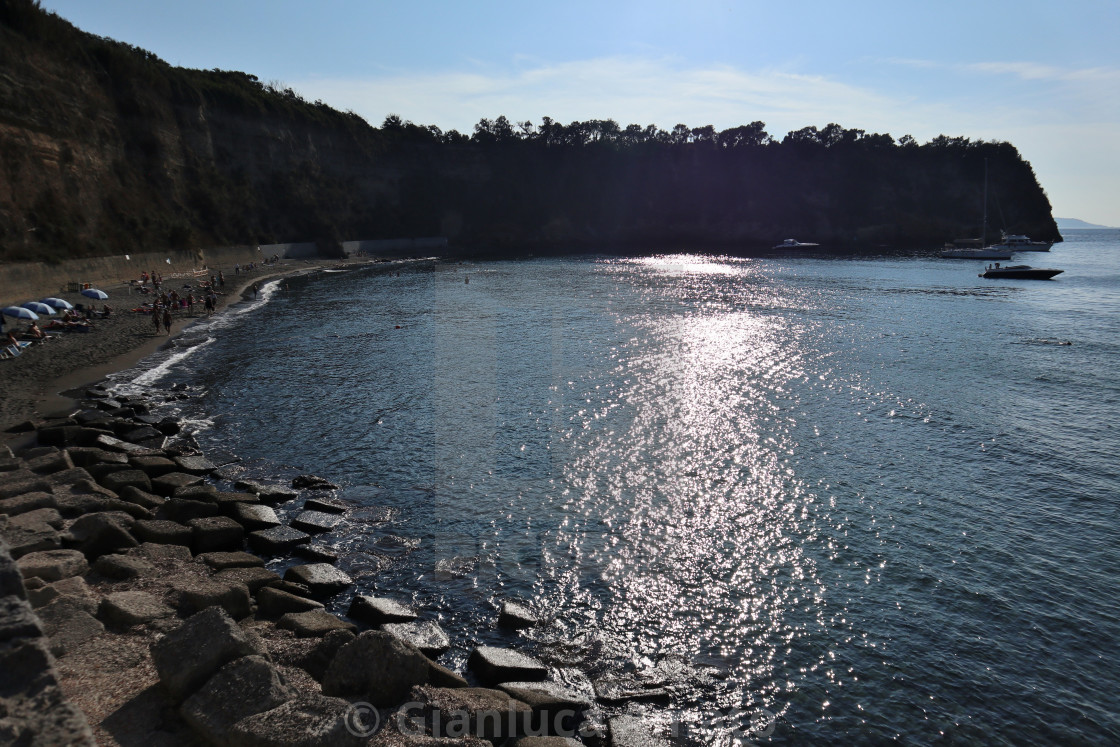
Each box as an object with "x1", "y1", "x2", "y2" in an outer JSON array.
[{"x1": 1056, "y1": 217, "x2": 1115, "y2": 229}]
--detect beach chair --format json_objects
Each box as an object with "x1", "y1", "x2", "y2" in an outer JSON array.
[{"x1": 3, "y1": 344, "x2": 22, "y2": 358}]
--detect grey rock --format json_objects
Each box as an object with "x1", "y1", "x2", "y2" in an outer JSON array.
[
  {"x1": 67, "y1": 511, "x2": 139, "y2": 559},
  {"x1": 228, "y1": 503, "x2": 281, "y2": 531},
  {"x1": 162, "y1": 497, "x2": 220, "y2": 523},
  {"x1": 467, "y1": 646, "x2": 548, "y2": 687},
  {"x1": 293, "y1": 543, "x2": 340, "y2": 564},
  {"x1": 180, "y1": 655, "x2": 295, "y2": 745},
  {"x1": 26, "y1": 576, "x2": 98, "y2": 614},
  {"x1": 198, "y1": 551, "x2": 265, "y2": 570},
  {"x1": 0, "y1": 637, "x2": 96, "y2": 745},
  {"x1": 301, "y1": 629, "x2": 356, "y2": 681},
  {"x1": 99, "y1": 590, "x2": 176, "y2": 626},
  {"x1": 0, "y1": 472, "x2": 52, "y2": 499},
  {"x1": 37, "y1": 596, "x2": 106, "y2": 657},
  {"x1": 408, "y1": 685, "x2": 533, "y2": 742},
  {"x1": 26, "y1": 450, "x2": 75, "y2": 475},
  {"x1": 118, "y1": 484, "x2": 166, "y2": 510},
  {"x1": 130, "y1": 541, "x2": 192, "y2": 562},
  {"x1": 348, "y1": 595, "x2": 418, "y2": 625},
  {"x1": 278, "y1": 610, "x2": 357, "y2": 638},
  {"x1": 499, "y1": 601, "x2": 539, "y2": 629},
  {"x1": 428, "y1": 660, "x2": 469, "y2": 689},
  {"x1": 290, "y1": 510, "x2": 342, "y2": 534},
  {"x1": 123, "y1": 425, "x2": 164, "y2": 444},
  {"x1": 151, "y1": 471, "x2": 204, "y2": 496},
  {"x1": 303, "y1": 496, "x2": 349, "y2": 513},
  {"x1": 383, "y1": 620, "x2": 451, "y2": 658},
  {"x1": 94, "y1": 433, "x2": 152, "y2": 455},
  {"x1": 17, "y1": 549, "x2": 89, "y2": 582},
  {"x1": 0, "y1": 491, "x2": 57, "y2": 516},
  {"x1": 255, "y1": 586, "x2": 324, "y2": 617},
  {"x1": 322, "y1": 630, "x2": 431, "y2": 706},
  {"x1": 64, "y1": 447, "x2": 128, "y2": 468},
  {"x1": 215, "y1": 566, "x2": 281, "y2": 594},
  {"x1": 247, "y1": 526, "x2": 311, "y2": 555},
  {"x1": 497, "y1": 681, "x2": 592, "y2": 711},
  {"x1": 235, "y1": 479, "x2": 298, "y2": 504},
  {"x1": 229, "y1": 694, "x2": 366, "y2": 747},
  {"x1": 0, "y1": 594, "x2": 45, "y2": 641},
  {"x1": 172, "y1": 577, "x2": 252, "y2": 619},
  {"x1": 99, "y1": 469, "x2": 153, "y2": 494},
  {"x1": 174, "y1": 455, "x2": 217, "y2": 475},
  {"x1": 173, "y1": 483, "x2": 219, "y2": 501},
  {"x1": 132, "y1": 519, "x2": 192, "y2": 546},
  {"x1": 0, "y1": 514, "x2": 61, "y2": 558},
  {"x1": 282, "y1": 563, "x2": 352, "y2": 597},
  {"x1": 150, "y1": 606, "x2": 262, "y2": 701},
  {"x1": 128, "y1": 455, "x2": 178, "y2": 477},
  {"x1": 188, "y1": 516, "x2": 245, "y2": 554},
  {"x1": 93, "y1": 553, "x2": 155, "y2": 579}
]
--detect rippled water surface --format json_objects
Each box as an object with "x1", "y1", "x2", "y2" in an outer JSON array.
[{"x1": 117, "y1": 231, "x2": 1120, "y2": 742}]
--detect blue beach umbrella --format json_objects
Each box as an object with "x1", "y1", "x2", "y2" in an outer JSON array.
[
  {"x1": 81, "y1": 288, "x2": 109, "y2": 300},
  {"x1": 40, "y1": 297, "x2": 74, "y2": 310},
  {"x1": 21, "y1": 301, "x2": 56, "y2": 316},
  {"x1": 2, "y1": 306, "x2": 39, "y2": 321}
]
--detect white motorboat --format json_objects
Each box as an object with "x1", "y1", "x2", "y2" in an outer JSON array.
[{"x1": 772, "y1": 239, "x2": 820, "y2": 249}]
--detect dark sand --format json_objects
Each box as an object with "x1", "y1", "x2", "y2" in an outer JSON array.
[{"x1": 0, "y1": 258, "x2": 371, "y2": 438}]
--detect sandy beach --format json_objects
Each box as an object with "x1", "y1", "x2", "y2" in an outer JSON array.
[{"x1": 0, "y1": 258, "x2": 372, "y2": 438}]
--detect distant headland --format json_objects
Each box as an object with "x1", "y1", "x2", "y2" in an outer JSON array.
[{"x1": 1055, "y1": 218, "x2": 1114, "y2": 229}]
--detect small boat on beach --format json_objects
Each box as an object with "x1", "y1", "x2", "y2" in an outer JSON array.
[
  {"x1": 979, "y1": 264, "x2": 1063, "y2": 280},
  {"x1": 772, "y1": 239, "x2": 820, "y2": 249}
]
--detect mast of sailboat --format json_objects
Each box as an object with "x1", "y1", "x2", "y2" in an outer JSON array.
[{"x1": 981, "y1": 157, "x2": 988, "y2": 247}]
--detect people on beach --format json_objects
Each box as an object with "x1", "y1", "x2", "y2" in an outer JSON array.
[
  {"x1": 163, "y1": 308, "x2": 172, "y2": 335},
  {"x1": 218, "y1": 271, "x2": 225, "y2": 289},
  {"x1": 204, "y1": 295, "x2": 214, "y2": 317},
  {"x1": 252, "y1": 283, "x2": 259, "y2": 298},
  {"x1": 186, "y1": 293, "x2": 195, "y2": 315},
  {"x1": 152, "y1": 306, "x2": 162, "y2": 334}
]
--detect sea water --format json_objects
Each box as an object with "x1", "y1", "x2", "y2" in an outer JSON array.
[{"x1": 112, "y1": 230, "x2": 1120, "y2": 743}]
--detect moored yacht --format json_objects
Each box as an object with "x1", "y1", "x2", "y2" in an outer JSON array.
[{"x1": 989, "y1": 233, "x2": 1053, "y2": 252}]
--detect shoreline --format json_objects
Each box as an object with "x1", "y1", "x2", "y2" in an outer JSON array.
[{"x1": 1, "y1": 256, "x2": 387, "y2": 442}]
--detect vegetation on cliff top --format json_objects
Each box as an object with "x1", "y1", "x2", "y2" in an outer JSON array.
[{"x1": 0, "y1": 0, "x2": 1058, "y2": 262}]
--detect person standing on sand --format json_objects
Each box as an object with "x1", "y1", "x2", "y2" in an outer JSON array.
[
  {"x1": 204, "y1": 295, "x2": 214, "y2": 317},
  {"x1": 152, "y1": 305, "x2": 162, "y2": 334},
  {"x1": 163, "y1": 308, "x2": 172, "y2": 336},
  {"x1": 186, "y1": 293, "x2": 194, "y2": 316},
  {"x1": 252, "y1": 283, "x2": 259, "y2": 298}
]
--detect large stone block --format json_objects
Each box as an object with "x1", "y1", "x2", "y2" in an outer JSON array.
[
  {"x1": 467, "y1": 646, "x2": 548, "y2": 687},
  {"x1": 17, "y1": 549, "x2": 89, "y2": 582},
  {"x1": 282, "y1": 563, "x2": 352, "y2": 598},
  {"x1": 322, "y1": 631, "x2": 431, "y2": 706},
  {"x1": 150, "y1": 606, "x2": 261, "y2": 701},
  {"x1": 180, "y1": 655, "x2": 294, "y2": 744}
]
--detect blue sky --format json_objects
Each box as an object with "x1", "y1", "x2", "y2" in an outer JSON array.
[{"x1": 40, "y1": 0, "x2": 1120, "y2": 226}]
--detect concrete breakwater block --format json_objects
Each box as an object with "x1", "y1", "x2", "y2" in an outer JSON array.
[
  {"x1": 179, "y1": 655, "x2": 294, "y2": 745},
  {"x1": 322, "y1": 631, "x2": 431, "y2": 706},
  {"x1": 247, "y1": 526, "x2": 310, "y2": 555},
  {"x1": 468, "y1": 646, "x2": 548, "y2": 686},
  {"x1": 382, "y1": 619, "x2": 451, "y2": 658},
  {"x1": 290, "y1": 510, "x2": 342, "y2": 534},
  {"x1": 150, "y1": 606, "x2": 261, "y2": 701},
  {"x1": 282, "y1": 563, "x2": 352, "y2": 597},
  {"x1": 348, "y1": 595, "x2": 418, "y2": 625},
  {"x1": 303, "y1": 495, "x2": 349, "y2": 514},
  {"x1": 499, "y1": 600, "x2": 539, "y2": 629},
  {"x1": 235, "y1": 480, "x2": 298, "y2": 504}
]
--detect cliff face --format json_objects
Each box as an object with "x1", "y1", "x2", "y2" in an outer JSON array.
[{"x1": 0, "y1": 1, "x2": 1058, "y2": 263}]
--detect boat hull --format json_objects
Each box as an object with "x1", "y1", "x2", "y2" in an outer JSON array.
[{"x1": 979, "y1": 267, "x2": 1063, "y2": 280}]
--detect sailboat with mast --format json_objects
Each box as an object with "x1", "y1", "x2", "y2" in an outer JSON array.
[{"x1": 940, "y1": 159, "x2": 1013, "y2": 259}]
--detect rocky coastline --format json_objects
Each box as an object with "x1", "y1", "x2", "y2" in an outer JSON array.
[{"x1": 0, "y1": 329, "x2": 677, "y2": 744}]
